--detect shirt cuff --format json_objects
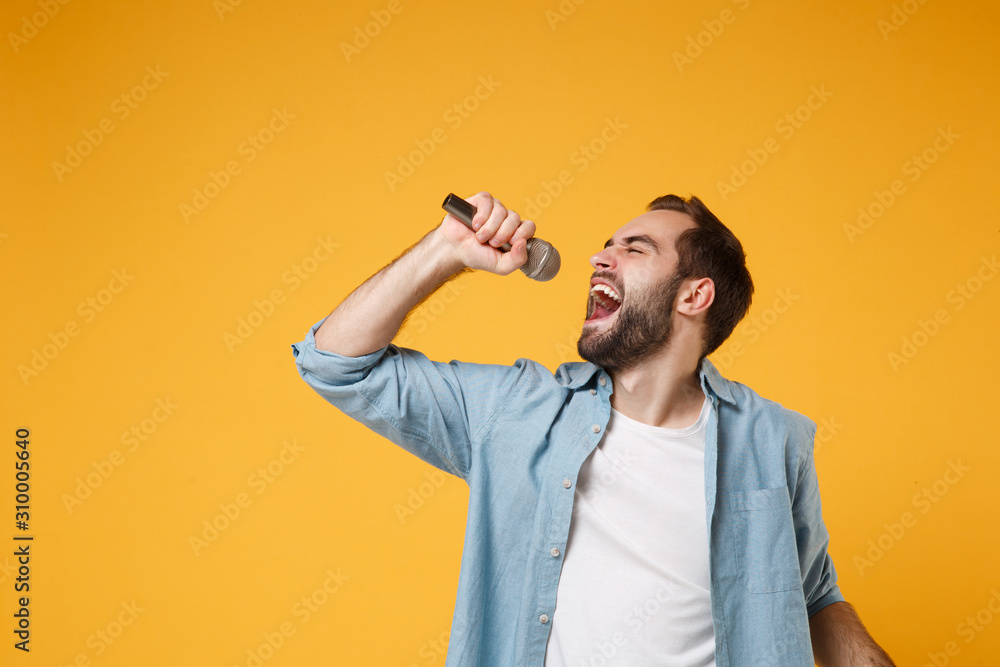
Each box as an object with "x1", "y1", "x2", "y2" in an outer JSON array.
[
  {"x1": 806, "y1": 584, "x2": 846, "y2": 618},
  {"x1": 290, "y1": 317, "x2": 391, "y2": 385}
]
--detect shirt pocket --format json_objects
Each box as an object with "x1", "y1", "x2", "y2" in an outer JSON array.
[{"x1": 732, "y1": 487, "x2": 801, "y2": 594}]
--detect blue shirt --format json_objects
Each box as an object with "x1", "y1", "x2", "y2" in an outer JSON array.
[{"x1": 290, "y1": 317, "x2": 844, "y2": 666}]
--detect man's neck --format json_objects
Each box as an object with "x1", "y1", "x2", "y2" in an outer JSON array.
[{"x1": 607, "y1": 346, "x2": 706, "y2": 430}]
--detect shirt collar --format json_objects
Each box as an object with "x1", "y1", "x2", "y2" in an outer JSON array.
[
  {"x1": 559, "y1": 356, "x2": 736, "y2": 406},
  {"x1": 698, "y1": 356, "x2": 736, "y2": 405}
]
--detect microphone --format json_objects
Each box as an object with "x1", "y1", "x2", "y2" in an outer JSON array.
[{"x1": 441, "y1": 193, "x2": 561, "y2": 281}]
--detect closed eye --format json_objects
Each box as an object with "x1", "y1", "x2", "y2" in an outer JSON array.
[{"x1": 603, "y1": 235, "x2": 658, "y2": 254}]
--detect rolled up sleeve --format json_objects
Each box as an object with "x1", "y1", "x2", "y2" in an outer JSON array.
[
  {"x1": 290, "y1": 317, "x2": 525, "y2": 483},
  {"x1": 792, "y1": 422, "x2": 846, "y2": 617}
]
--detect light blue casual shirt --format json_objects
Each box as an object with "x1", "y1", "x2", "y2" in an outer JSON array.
[{"x1": 290, "y1": 317, "x2": 844, "y2": 666}]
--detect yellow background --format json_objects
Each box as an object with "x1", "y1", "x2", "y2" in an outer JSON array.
[{"x1": 2, "y1": 0, "x2": 998, "y2": 664}]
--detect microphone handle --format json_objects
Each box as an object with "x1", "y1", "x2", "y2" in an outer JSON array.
[{"x1": 441, "y1": 194, "x2": 513, "y2": 251}]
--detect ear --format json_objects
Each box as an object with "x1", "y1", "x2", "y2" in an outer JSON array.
[{"x1": 677, "y1": 277, "x2": 714, "y2": 316}]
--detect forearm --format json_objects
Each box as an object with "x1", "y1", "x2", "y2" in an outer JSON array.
[
  {"x1": 810, "y1": 601, "x2": 895, "y2": 666},
  {"x1": 314, "y1": 227, "x2": 466, "y2": 357}
]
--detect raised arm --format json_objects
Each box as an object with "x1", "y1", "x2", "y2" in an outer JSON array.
[
  {"x1": 295, "y1": 192, "x2": 540, "y2": 480},
  {"x1": 314, "y1": 191, "x2": 536, "y2": 357}
]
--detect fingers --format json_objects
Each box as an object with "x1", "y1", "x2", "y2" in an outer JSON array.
[
  {"x1": 459, "y1": 191, "x2": 533, "y2": 274},
  {"x1": 468, "y1": 192, "x2": 531, "y2": 249},
  {"x1": 495, "y1": 236, "x2": 529, "y2": 275},
  {"x1": 468, "y1": 191, "x2": 495, "y2": 231},
  {"x1": 508, "y1": 218, "x2": 536, "y2": 248},
  {"x1": 474, "y1": 195, "x2": 510, "y2": 245}
]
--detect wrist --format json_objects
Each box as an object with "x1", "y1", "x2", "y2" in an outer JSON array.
[{"x1": 425, "y1": 227, "x2": 467, "y2": 278}]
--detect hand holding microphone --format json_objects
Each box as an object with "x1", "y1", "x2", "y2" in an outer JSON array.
[{"x1": 441, "y1": 192, "x2": 560, "y2": 281}]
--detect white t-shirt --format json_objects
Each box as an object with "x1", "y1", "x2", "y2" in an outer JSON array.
[{"x1": 544, "y1": 395, "x2": 716, "y2": 666}]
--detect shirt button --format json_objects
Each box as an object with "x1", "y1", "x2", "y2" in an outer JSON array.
[
  {"x1": 590, "y1": 388, "x2": 596, "y2": 395},
  {"x1": 540, "y1": 614, "x2": 549, "y2": 624},
  {"x1": 562, "y1": 478, "x2": 571, "y2": 488},
  {"x1": 599, "y1": 376, "x2": 607, "y2": 387},
  {"x1": 550, "y1": 547, "x2": 560, "y2": 557},
  {"x1": 592, "y1": 424, "x2": 601, "y2": 433}
]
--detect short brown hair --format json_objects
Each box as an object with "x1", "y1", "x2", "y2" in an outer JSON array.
[{"x1": 646, "y1": 194, "x2": 754, "y2": 360}]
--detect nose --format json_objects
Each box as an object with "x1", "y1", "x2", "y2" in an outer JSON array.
[{"x1": 590, "y1": 246, "x2": 617, "y2": 270}]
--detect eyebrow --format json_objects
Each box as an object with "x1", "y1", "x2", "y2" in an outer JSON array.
[{"x1": 603, "y1": 235, "x2": 660, "y2": 252}]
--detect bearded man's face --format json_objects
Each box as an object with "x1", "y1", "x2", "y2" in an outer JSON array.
[
  {"x1": 577, "y1": 210, "x2": 695, "y2": 371},
  {"x1": 578, "y1": 269, "x2": 683, "y2": 371}
]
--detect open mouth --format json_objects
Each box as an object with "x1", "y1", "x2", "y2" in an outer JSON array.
[{"x1": 587, "y1": 282, "x2": 622, "y2": 322}]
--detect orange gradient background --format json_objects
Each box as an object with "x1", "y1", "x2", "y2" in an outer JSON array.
[{"x1": 2, "y1": 0, "x2": 999, "y2": 665}]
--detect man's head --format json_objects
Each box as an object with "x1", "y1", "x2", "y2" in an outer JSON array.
[{"x1": 577, "y1": 194, "x2": 753, "y2": 371}]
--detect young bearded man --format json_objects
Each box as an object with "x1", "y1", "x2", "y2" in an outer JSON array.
[{"x1": 290, "y1": 191, "x2": 895, "y2": 666}]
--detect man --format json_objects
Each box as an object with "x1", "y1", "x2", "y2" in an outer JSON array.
[{"x1": 290, "y1": 191, "x2": 895, "y2": 666}]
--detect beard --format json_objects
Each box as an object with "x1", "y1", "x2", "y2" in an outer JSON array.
[{"x1": 577, "y1": 272, "x2": 684, "y2": 372}]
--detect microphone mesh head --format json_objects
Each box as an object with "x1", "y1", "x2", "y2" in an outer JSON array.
[{"x1": 521, "y1": 238, "x2": 561, "y2": 282}]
